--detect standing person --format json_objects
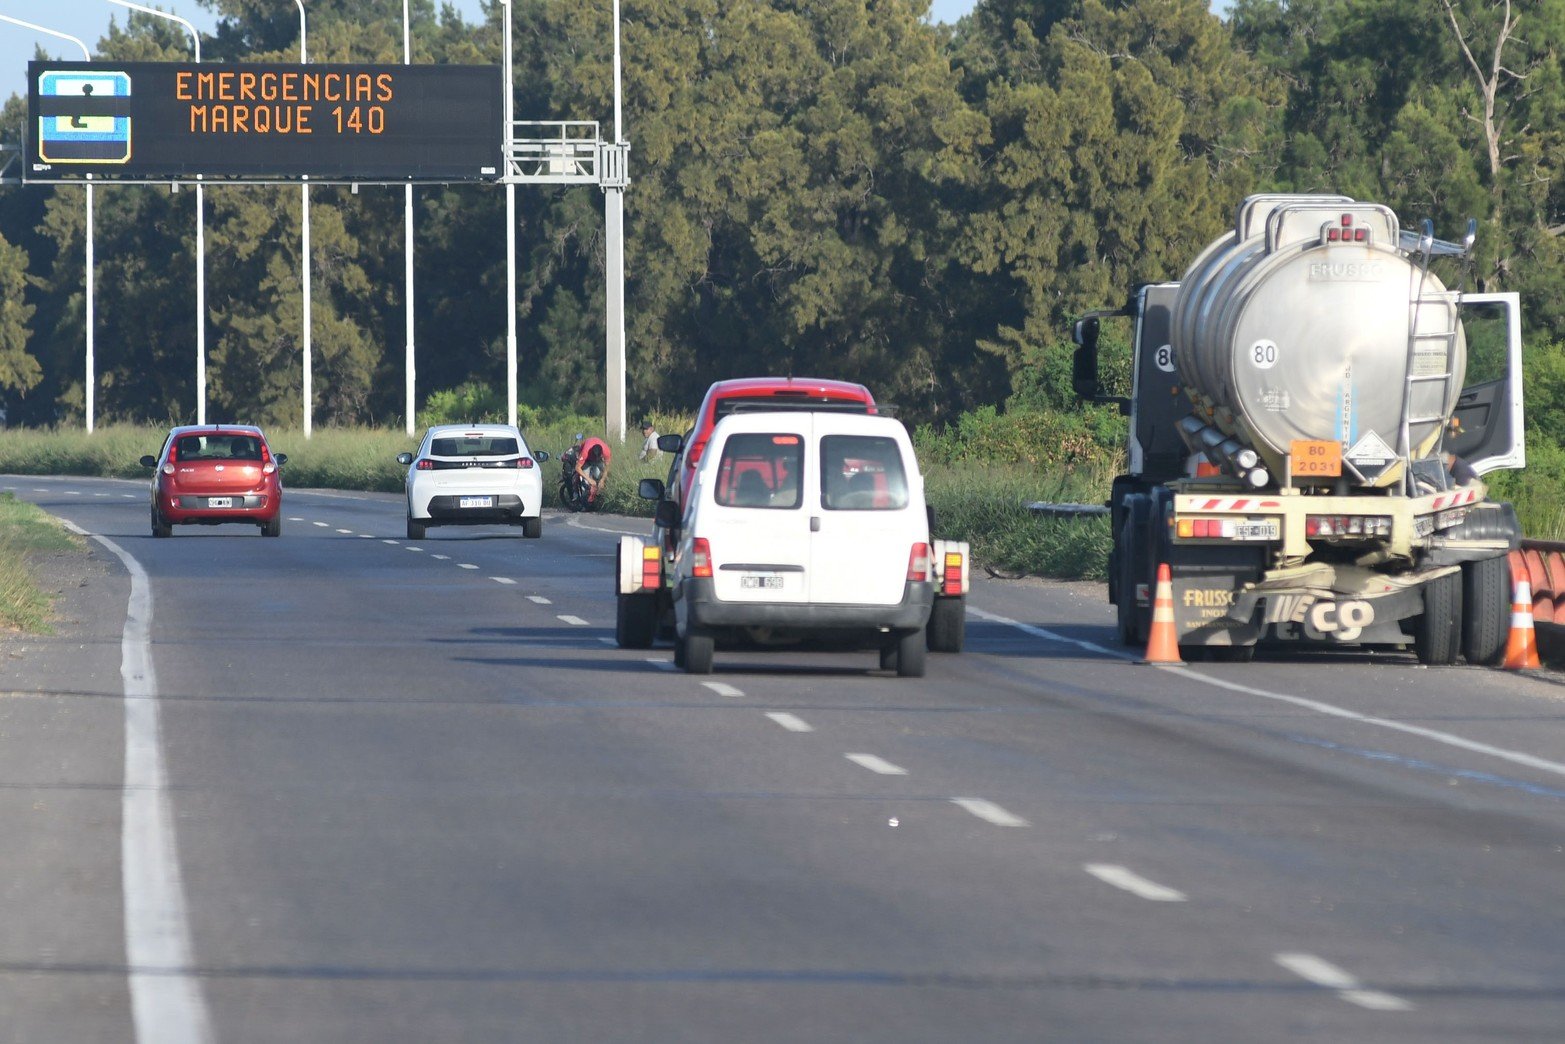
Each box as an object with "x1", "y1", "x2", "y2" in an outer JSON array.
[
  {"x1": 638, "y1": 419, "x2": 660, "y2": 462},
  {"x1": 576, "y1": 434, "x2": 612, "y2": 506}
]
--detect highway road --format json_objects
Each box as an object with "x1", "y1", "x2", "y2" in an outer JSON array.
[{"x1": 4, "y1": 473, "x2": 1565, "y2": 1042}]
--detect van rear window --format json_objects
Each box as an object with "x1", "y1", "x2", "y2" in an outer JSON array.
[
  {"x1": 821, "y1": 435, "x2": 908, "y2": 510},
  {"x1": 714, "y1": 433, "x2": 802, "y2": 509}
]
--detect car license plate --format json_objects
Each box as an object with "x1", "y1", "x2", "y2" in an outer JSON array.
[
  {"x1": 207, "y1": 497, "x2": 233, "y2": 508},
  {"x1": 740, "y1": 575, "x2": 784, "y2": 590},
  {"x1": 459, "y1": 496, "x2": 494, "y2": 508}
]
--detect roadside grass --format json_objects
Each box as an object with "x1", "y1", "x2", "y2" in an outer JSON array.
[{"x1": 0, "y1": 492, "x2": 84, "y2": 633}]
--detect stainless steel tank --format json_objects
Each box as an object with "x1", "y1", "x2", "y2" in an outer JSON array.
[{"x1": 1170, "y1": 195, "x2": 1465, "y2": 488}]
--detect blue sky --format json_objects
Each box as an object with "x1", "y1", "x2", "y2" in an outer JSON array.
[{"x1": 2, "y1": 0, "x2": 979, "y2": 106}]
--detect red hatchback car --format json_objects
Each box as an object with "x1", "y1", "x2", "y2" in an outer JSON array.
[{"x1": 140, "y1": 425, "x2": 288, "y2": 537}]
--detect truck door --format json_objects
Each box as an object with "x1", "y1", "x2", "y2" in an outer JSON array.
[{"x1": 1448, "y1": 292, "x2": 1525, "y2": 474}]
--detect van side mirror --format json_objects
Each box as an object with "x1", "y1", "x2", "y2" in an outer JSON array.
[
  {"x1": 656, "y1": 432, "x2": 683, "y2": 454},
  {"x1": 654, "y1": 499, "x2": 680, "y2": 529},
  {"x1": 1072, "y1": 317, "x2": 1100, "y2": 401},
  {"x1": 638, "y1": 478, "x2": 665, "y2": 501}
]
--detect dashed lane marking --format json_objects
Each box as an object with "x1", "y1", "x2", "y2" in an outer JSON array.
[
  {"x1": 336, "y1": 528, "x2": 353, "y2": 534},
  {"x1": 1084, "y1": 864, "x2": 1188, "y2": 902},
  {"x1": 765, "y1": 712, "x2": 813, "y2": 733},
  {"x1": 527, "y1": 595, "x2": 551, "y2": 604},
  {"x1": 702, "y1": 681, "x2": 745, "y2": 699},
  {"x1": 1275, "y1": 953, "x2": 1412, "y2": 1012},
  {"x1": 382, "y1": 539, "x2": 399, "y2": 545},
  {"x1": 358, "y1": 534, "x2": 375, "y2": 539},
  {"x1": 312, "y1": 521, "x2": 329, "y2": 527},
  {"x1": 458, "y1": 563, "x2": 478, "y2": 570},
  {"x1": 558, "y1": 615, "x2": 590, "y2": 626},
  {"x1": 288, "y1": 516, "x2": 304, "y2": 521},
  {"x1": 405, "y1": 546, "x2": 423, "y2": 552},
  {"x1": 490, "y1": 577, "x2": 517, "y2": 585},
  {"x1": 846, "y1": 753, "x2": 908, "y2": 776},
  {"x1": 951, "y1": 798, "x2": 1029, "y2": 827}
]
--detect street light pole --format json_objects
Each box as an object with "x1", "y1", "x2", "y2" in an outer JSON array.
[
  {"x1": 108, "y1": 0, "x2": 205, "y2": 425},
  {"x1": 404, "y1": 0, "x2": 417, "y2": 437},
  {"x1": 1, "y1": 17, "x2": 93, "y2": 432},
  {"x1": 605, "y1": 0, "x2": 626, "y2": 441},
  {"x1": 501, "y1": 0, "x2": 517, "y2": 430},
  {"x1": 294, "y1": 0, "x2": 310, "y2": 438}
]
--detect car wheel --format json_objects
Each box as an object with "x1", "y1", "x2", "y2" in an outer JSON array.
[
  {"x1": 926, "y1": 596, "x2": 965, "y2": 653},
  {"x1": 262, "y1": 515, "x2": 281, "y2": 538},
  {"x1": 616, "y1": 592, "x2": 657, "y2": 649},
  {"x1": 522, "y1": 516, "x2": 543, "y2": 539},
  {"x1": 151, "y1": 507, "x2": 172, "y2": 539},
  {"x1": 895, "y1": 628, "x2": 927, "y2": 678},
  {"x1": 407, "y1": 517, "x2": 426, "y2": 541},
  {"x1": 682, "y1": 629, "x2": 714, "y2": 674}
]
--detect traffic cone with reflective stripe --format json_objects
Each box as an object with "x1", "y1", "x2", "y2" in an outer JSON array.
[
  {"x1": 1142, "y1": 563, "x2": 1185, "y2": 666},
  {"x1": 1503, "y1": 578, "x2": 1542, "y2": 671}
]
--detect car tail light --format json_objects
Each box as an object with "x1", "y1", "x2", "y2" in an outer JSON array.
[
  {"x1": 641, "y1": 544, "x2": 661, "y2": 589},
  {"x1": 943, "y1": 550, "x2": 963, "y2": 596},
  {"x1": 517, "y1": 457, "x2": 535, "y2": 469},
  {"x1": 907, "y1": 542, "x2": 930, "y2": 582},
  {"x1": 691, "y1": 538, "x2": 713, "y2": 578},
  {"x1": 416, "y1": 459, "x2": 434, "y2": 471}
]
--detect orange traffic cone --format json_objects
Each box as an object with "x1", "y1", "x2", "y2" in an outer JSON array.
[
  {"x1": 1142, "y1": 562, "x2": 1185, "y2": 666},
  {"x1": 1503, "y1": 578, "x2": 1543, "y2": 671}
]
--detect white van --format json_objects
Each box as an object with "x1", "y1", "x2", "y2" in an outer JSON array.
[{"x1": 616, "y1": 408, "x2": 968, "y2": 676}]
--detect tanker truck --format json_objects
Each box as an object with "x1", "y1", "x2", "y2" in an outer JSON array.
[{"x1": 1071, "y1": 194, "x2": 1525, "y2": 664}]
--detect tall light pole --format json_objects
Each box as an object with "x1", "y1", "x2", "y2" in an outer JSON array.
[
  {"x1": 500, "y1": 0, "x2": 516, "y2": 429},
  {"x1": 1, "y1": 17, "x2": 94, "y2": 432},
  {"x1": 605, "y1": 0, "x2": 626, "y2": 441},
  {"x1": 404, "y1": 0, "x2": 418, "y2": 436},
  {"x1": 108, "y1": 0, "x2": 205, "y2": 424},
  {"x1": 293, "y1": 0, "x2": 311, "y2": 438}
]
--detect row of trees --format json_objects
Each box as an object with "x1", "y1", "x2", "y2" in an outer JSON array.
[{"x1": 0, "y1": 0, "x2": 1560, "y2": 429}]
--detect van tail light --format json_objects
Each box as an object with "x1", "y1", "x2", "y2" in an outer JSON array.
[
  {"x1": 416, "y1": 459, "x2": 434, "y2": 471},
  {"x1": 942, "y1": 550, "x2": 963, "y2": 596},
  {"x1": 907, "y1": 542, "x2": 930, "y2": 582},
  {"x1": 692, "y1": 538, "x2": 713, "y2": 578}
]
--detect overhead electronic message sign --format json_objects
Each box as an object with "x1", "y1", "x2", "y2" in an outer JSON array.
[{"x1": 26, "y1": 61, "x2": 503, "y2": 182}]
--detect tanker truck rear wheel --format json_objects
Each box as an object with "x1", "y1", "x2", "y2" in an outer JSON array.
[
  {"x1": 1413, "y1": 571, "x2": 1463, "y2": 666},
  {"x1": 1461, "y1": 554, "x2": 1511, "y2": 666}
]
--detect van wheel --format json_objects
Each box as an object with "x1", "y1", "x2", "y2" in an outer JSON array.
[
  {"x1": 895, "y1": 629, "x2": 926, "y2": 678},
  {"x1": 616, "y1": 593, "x2": 657, "y2": 649},
  {"x1": 879, "y1": 643, "x2": 898, "y2": 671},
  {"x1": 927, "y1": 597, "x2": 965, "y2": 653},
  {"x1": 682, "y1": 630, "x2": 714, "y2": 674},
  {"x1": 1462, "y1": 555, "x2": 1510, "y2": 665},
  {"x1": 521, "y1": 516, "x2": 543, "y2": 539},
  {"x1": 407, "y1": 517, "x2": 426, "y2": 541},
  {"x1": 1414, "y1": 571, "x2": 1463, "y2": 666}
]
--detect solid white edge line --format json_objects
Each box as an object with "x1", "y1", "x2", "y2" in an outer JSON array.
[
  {"x1": 951, "y1": 797, "x2": 1029, "y2": 827},
  {"x1": 1083, "y1": 863, "x2": 1188, "y2": 902},
  {"x1": 845, "y1": 753, "x2": 909, "y2": 776},
  {"x1": 60, "y1": 521, "x2": 214, "y2": 1044},
  {"x1": 765, "y1": 712, "x2": 813, "y2": 733},
  {"x1": 967, "y1": 605, "x2": 1133, "y2": 661},
  {"x1": 702, "y1": 681, "x2": 745, "y2": 699}
]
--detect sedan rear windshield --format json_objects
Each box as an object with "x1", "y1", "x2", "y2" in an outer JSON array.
[
  {"x1": 430, "y1": 436, "x2": 520, "y2": 457},
  {"x1": 176, "y1": 434, "x2": 262, "y2": 460}
]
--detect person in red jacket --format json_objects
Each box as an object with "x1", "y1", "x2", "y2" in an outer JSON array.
[{"x1": 575, "y1": 435, "x2": 612, "y2": 504}]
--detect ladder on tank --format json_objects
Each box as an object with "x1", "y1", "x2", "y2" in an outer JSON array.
[{"x1": 1397, "y1": 220, "x2": 1469, "y2": 495}]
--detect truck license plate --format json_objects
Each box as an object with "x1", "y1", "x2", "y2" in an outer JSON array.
[
  {"x1": 206, "y1": 497, "x2": 233, "y2": 508},
  {"x1": 740, "y1": 575, "x2": 783, "y2": 590},
  {"x1": 459, "y1": 496, "x2": 494, "y2": 508},
  {"x1": 1233, "y1": 522, "x2": 1278, "y2": 540}
]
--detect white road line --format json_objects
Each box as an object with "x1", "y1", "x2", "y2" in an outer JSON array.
[
  {"x1": 951, "y1": 797, "x2": 1029, "y2": 827},
  {"x1": 358, "y1": 533, "x2": 375, "y2": 539},
  {"x1": 490, "y1": 577, "x2": 517, "y2": 585},
  {"x1": 1083, "y1": 864, "x2": 1188, "y2": 902},
  {"x1": 702, "y1": 681, "x2": 745, "y2": 699},
  {"x1": 312, "y1": 521, "x2": 329, "y2": 527},
  {"x1": 123, "y1": 494, "x2": 137, "y2": 499},
  {"x1": 94, "y1": 492, "x2": 110, "y2": 497},
  {"x1": 646, "y1": 658, "x2": 676, "y2": 671},
  {"x1": 65, "y1": 490, "x2": 81, "y2": 495},
  {"x1": 288, "y1": 516, "x2": 304, "y2": 521},
  {"x1": 59, "y1": 521, "x2": 215, "y2": 1043},
  {"x1": 382, "y1": 539, "x2": 399, "y2": 545},
  {"x1": 846, "y1": 753, "x2": 908, "y2": 776},
  {"x1": 558, "y1": 615, "x2": 590, "y2": 626},
  {"x1": 459, "y1": 563, "x2": 479, "y2": 570},
  {"x1": 431, "y1": 553, "x2": 450, "y2": 560},
  {"x1": 765, "y1": 712, "x2": 813, "y2": 732},
  {"x1": 596, "y1": 636, "x2": 617, "y2": 645},
  {"x1": 335, "y1": 528, "x2": 353, "y2": 534},
  {"x1": 405, "y1": 546, "x2": 423, "y2": 552},
  {"x1": 527, "y1": 595, "x2": 551, "y2": 604},
  {"x1": 1276, "y1": 953, "x2": 1412, "y2": 1012},
  {"x1": 968, "y1": 606, "x2": 1131, "y2": 661},
  {"x1": 32, "y1": 487, "x2": 48, "y2": 492}
]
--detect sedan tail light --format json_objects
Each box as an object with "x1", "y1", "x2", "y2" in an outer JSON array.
[
  {"x1": 416, "y1": 459, "x2": 434, "y2": 471},
  {"x1": 517, "y1": 457, "x2": 535, "y2": 469}
]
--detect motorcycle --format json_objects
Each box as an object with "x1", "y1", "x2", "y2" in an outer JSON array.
[{"x1": 558, "y1": 445, "x2": 603, "y2": 512}]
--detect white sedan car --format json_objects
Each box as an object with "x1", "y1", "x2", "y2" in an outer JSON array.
[{"x1": 397, "y1": 424, "x2": 550, "y2": 540}]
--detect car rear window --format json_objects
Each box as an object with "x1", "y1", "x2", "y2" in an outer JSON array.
[
  {"x1": 821, "y1": 435, "x2": 908, "y2": 511},
  {"x1": 714, "y1": 433, "x2": 803, "y2": 509},
  {"x1": 176, "y1": 434, "x2": 261, "y2": 460},
  {"x1": 430, "y1": 436, "x2": 520, "y2": 457}
]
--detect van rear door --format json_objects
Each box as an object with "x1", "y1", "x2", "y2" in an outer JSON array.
[
  {"x1": 810, "y1": 427, "x2": 923, "y2": 606},
  {"x1": 701, "y1": 424, "x2": 812, "y2": 604}
]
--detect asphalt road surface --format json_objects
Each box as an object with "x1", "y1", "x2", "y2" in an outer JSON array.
[{"x1": 4, "y1": 473, "x2": 1565, "y2": 1043}]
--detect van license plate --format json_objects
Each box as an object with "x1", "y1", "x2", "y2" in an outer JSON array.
[
  {"x1": 207, "y1": 497, "x2": 233, "y2": 508},
  {"x1": 459, "y1": 496, "x2": 494, "y2": 508},
  {"x1": 741, "y1": 575, "x2": 783, "y2": 590}
]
